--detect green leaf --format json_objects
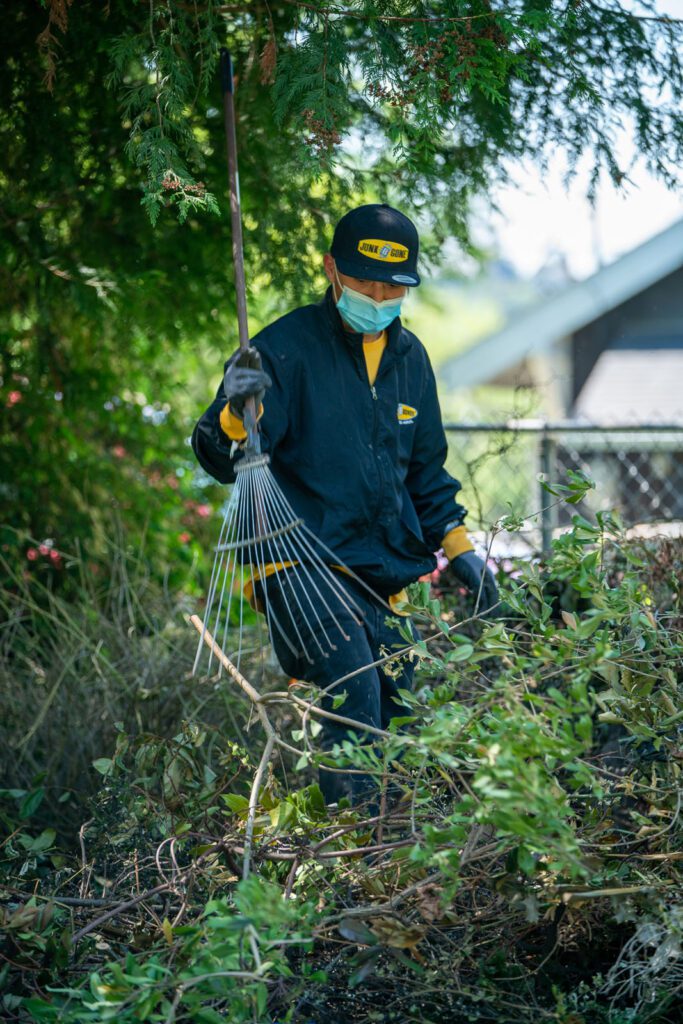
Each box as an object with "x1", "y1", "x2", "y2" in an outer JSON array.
[
  {"x1": 269, "y1": 800, "x2": 295, "y2": 828},
  {"x1": 256, "y1": 982, "x2": 268, "y2": 1016},
  {"x1": 19, "y1": 788, "x2": 45, "y2": 820},
  {"x1": 16, "y1": 998, "x2": 60, "y2": 1021},
  {"x1": 516, "y1": 846, "x2": 537, "y2": 875},
  {"x1": 388, "y1": 716, "x2": 416, "y2": 729},
  {"x1": 195, "y1": 1010, "x2": 229, "y2": 1024},
  {"x1": 222, "y1": 793, "x2": 250, "y2": 813},
  {"x1": 30, "y1": 828, "x2": 56, "y2": 854},
  {"x1": 447, "y1": 643, "x2": 474, "y2": 663}
]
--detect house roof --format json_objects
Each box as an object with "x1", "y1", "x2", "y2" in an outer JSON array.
[{"x1": 440, "y1": 218, "x2": 683, "y2": 391}]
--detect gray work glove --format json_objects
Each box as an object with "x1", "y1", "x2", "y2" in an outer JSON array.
[
  {"x1": 450, "y1": 551, "x2": 499, "y2": 617},
  {"x1": 222, "y1": 347, "x2": 272, "y2": 418}
]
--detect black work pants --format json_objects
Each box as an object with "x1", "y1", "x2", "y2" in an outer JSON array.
[{"x1": 259, "y1": 569, "x2": 417, "y2": 808}]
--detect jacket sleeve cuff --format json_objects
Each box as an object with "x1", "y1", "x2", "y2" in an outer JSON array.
[
  {"x1": 219, "y1": 402, "x2": 264, "y2": 442},
  {"x1": 441, "y1": 524, "x2": 474, "y2": 561}
]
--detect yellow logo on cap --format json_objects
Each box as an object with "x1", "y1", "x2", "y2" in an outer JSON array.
[{"x1": 358, "y1": 239, "x2": 409, "y2": 263}]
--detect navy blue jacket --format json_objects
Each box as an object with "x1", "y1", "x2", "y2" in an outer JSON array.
[{"x1": 191, "y1": 288, "x2": 467, "y2": 596}]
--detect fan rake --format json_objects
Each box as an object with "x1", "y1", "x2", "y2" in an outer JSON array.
[
  {"x1": 192, "y1": 451, "x2": 378, "y2": 676},
  {"x1": 192, "y1": 50, "x2": 383, "y2": 676}
]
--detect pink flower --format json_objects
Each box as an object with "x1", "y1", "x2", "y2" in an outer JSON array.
[
  {"x1": 196, "y1": 504, "x2": 211, "y2": 518},
  {"x1": 39, "y1": 543, "x2": 50, "y2": 556},
  {"x1": 178, "y1": 532, "x2": 191, "y2": 544},
  {"x1": 112, "y1": 445, "x2": 127, "y2": 459},
  {"x1": 7, "y1": 391, "x2": 22, "y2": 407},
  {"x1": 49, "y1": 549, "x2": 61, "y2": 563},
  {"x1": 26, "y1": 548, "x2": 38, "y2": 561}
]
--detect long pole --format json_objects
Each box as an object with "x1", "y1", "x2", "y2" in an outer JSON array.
[
  {"x1": 220, "y1": 48, "x2": 259, "y2": 452},
  {"x1": 539, "y1": 427, "x2": 555, "y2": 555}
]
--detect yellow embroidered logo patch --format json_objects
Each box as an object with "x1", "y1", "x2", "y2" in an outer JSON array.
[
  {"x1": 358, "y1": 239, "x2": 409, "y2": 263},
  {"x1": 397, "y1": 403, "x2": 417, "y2": 422}
]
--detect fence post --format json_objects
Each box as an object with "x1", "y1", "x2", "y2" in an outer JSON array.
[{"x1": 539, "y1": 428, "x2": 556, "y2": 555}]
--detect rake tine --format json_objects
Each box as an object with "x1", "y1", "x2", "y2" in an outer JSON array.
[
  {"x1": 262, "y1": 588, "x2": 307, "y2": 662},
  {"x1": 253, "y1": 465, "x2": 337, "y2": 652},
  {"x1": 193, "y1": 486, "x2": 241, "y2": 676},
  {"x1": 212, "y1": 490, "x2": 243, "y2": 678},
  {"x1": 256, "y1": 465, "x2": 364, "y2": 630},
  {"x1": 215, "y1": 472, "x2": 249, "y2": 675},
  {"x1": 241, "y1": 468, "x2": 263, "y2": 671},
  {"x1": 300, "y1": 523, "x2": 394, "y2": 613},
  {"x1": 250, "y1": 467, "x2": 277, "y2": 664},
  {"x1": 193, "y1": 502, "x2": 228, "y2": 674},
  {"x1": 224, "y1": 471, "x2": 250, "y2": 673},
  {"x1": 254, "y1": 464, "x2": 364, "y2": 615},
  {"x1": 235, "y1": 483, "x2": 248, "y2": 672},
  {"x1": 255, "y1": 465, "x2": 391, "y2": 616},
  {"x1": 244, "y1": 465, "x2": 293, "y2": 667},
  {"x1": 251, "y1": 465, "x2": 317, "y2": 663},
  {"x1": 254, "y1": 465, "x2": 350, "y2": 647}
]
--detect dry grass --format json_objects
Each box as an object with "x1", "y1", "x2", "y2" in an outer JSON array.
[{"x1": 0, "y1": 544, "x2": 257, "y2": 832}]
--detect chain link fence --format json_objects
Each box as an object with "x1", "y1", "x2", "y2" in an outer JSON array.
[{"x1": 444, "y1": 422, "x2": 683, "y2": 553}]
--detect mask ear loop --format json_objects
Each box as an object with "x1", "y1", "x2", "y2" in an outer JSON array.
[{"x1": 332, "y1": 262, "x2": 344, "y2": 303}]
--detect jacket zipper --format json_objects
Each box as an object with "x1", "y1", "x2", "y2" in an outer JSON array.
[{"x1": 370, "y1": 381, "x2": 384, "y2": 523}]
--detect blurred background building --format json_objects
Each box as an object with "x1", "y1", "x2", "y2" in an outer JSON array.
[{"x1": 406, "y1": 210, "x2": 683, "y2": 552}]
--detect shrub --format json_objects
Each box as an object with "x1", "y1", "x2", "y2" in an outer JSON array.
[{"x1": 1, "y1": 507, "x2": 681, "y2": 1024}]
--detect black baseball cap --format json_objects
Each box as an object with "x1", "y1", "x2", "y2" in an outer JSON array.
[{"x1": 330, "y1": 203, "x2": 421, "y2": 286}]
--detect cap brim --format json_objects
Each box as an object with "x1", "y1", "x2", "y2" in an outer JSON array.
[{"x1": 334, "y1": 255, "x2": 420, "y2": 287}]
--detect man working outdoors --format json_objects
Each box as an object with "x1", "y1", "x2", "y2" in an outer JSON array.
[{"x1": 192, "y1": 203, "x2": 497, "y2": 808}]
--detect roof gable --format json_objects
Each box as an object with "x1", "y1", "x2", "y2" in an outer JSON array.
[{"x1": 441, "y1": 218, "x2": 683, "y2": 390}]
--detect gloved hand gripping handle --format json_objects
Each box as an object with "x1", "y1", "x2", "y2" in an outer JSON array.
[{"x1": 220, "y1": 47, "x2": 260, "y2": 454}]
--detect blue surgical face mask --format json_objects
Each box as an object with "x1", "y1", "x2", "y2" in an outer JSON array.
[{"x1": 333, "y1": 267, "x2": 404, "y2": 334}]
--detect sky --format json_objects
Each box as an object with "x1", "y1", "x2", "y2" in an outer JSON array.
[
  {"x1": 473, "y1": 0, "x2": 683, "y2": 281},
  {"x1": 480, "y1": 151, "x2": 683, "y2": 282}
]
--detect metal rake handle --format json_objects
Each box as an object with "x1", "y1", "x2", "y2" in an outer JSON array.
[
  {"x1": 221, "y1": 48, "x2": 260, "y2": 452},
  {"x1": 221, "y1": 48, "x2": 249, "y2": 353}
]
